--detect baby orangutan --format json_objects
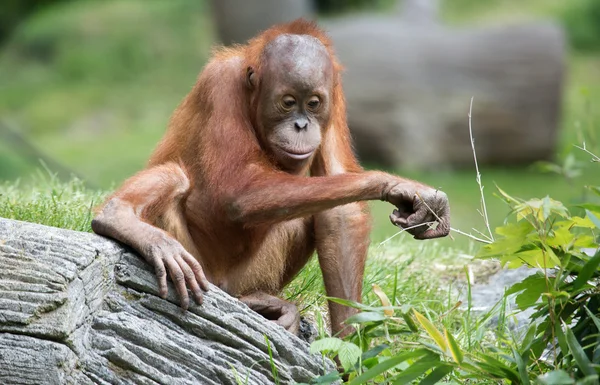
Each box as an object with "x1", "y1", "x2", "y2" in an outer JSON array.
[{"x1": 92, "y1": 19, "x2": 450, "y2": 337}]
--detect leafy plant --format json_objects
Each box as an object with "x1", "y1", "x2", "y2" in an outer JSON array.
[{"x1": 477, "y1": 185, "x2": 600, "y2": 383}]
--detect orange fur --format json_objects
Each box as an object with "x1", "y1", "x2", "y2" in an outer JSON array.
[{"x1": 93, "y1": 19, "x2": 421, "y2": 336}]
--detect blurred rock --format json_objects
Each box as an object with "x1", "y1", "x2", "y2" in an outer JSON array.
[
  {"x1": 397, "y1": 0, "x2": 439, "y2": 26},
  {"x1": 0, "y1": 217, "x2": 333, "y2": 385},
  {"x1": 464, "y1": 266, "x2": 538, "y2": 331},
  {"x1": 329, "y1": 18, "x2": 565, "y2": 168},
  {"x1": 209, "y1": 0, "x2": 314, "y2": 45}
]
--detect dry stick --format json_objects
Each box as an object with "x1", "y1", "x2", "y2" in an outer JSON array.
[
  {"x1": 378, "y1": 222, "x2": 437, "y2": 246},
  {"x1": 449, "y1": 227, "x2": 491, "y2": 244},
  {"x1": 468, "y1": 97, "x2": 495, "y2": 243},
  {"x1": 574, "y1": 142, "x2": 600, "y2": 162},
  {"x1": 471, "y1": 227, "x2": 491, "y2": 240}
]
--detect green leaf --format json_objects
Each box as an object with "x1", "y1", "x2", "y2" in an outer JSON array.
[
  {"x1": 583, "y1": 306, "x2": 600, "y2": 333},
  {"x1": 338, "y1": 341, "x2": 362, "y2": 372},
  {"x1": 309, "y1": 337, "x2": 343, "y2": 354},
  {"x1": 391, "y1": 354, "x2": 441, "y2": 385},
  {"x1": 544, "y1": 246, "x2": 562, "y2": 267},
  {"x1": 326, "y1": 297, "x2": 376, "y2": 311},
  {"x1": 402, "y1": 311, "x2": 419, "y2": 333},
  {"x1": 586, "y1": 209, "x2": 600, "y2": 229},
  {"x1": 536, "y1": 370, "x2": 575, "y2": 385},
  {"x1": 563, "y1": 320, "x2": 595, "y2": 376},
  {"x1": 509, "y1": 248, "x2": 560, "y2": 269},
  {"x1": 478, "y1": 237, "x2": 524, "y2": 260},
  {"x1": 546, "y1": 225, "x2": 575, "y2": 249},
  {"x1": 475, "y1": 356, "x2": 520, "y2": 382},
  {"x1": 444, "y1": 329, "x2": 463, "y2": 364},
  {"x1": 513, "y1": 197, "x2": 569, "y2": 222},
  {"x1": 418, "y1": 364, "x2": 453, "y2": 385},
  {"x1": 512, "y1": 346, "x2": 530, "y2": 385},
  {"x1": 362, "y1": 344, "x2": 389, "y2": 360},
  {"x1": 506, "y1": 273, "x2": 547, "y2": 310},
  {"x1": 574, "y1": 203, "x2": 600, "y2": 213},
  {"x1": 478, "y1": 221, "x2": 534, "y2": 260},
  {"x1": 572, "y1": 250, "x2": 600, "y2": 291},
  {"x1": 574, "y1": 235, "x2": 597, "y2": 248},
  {"x1": 413, "y1": 310, "x2": 448, "y2": 352},
  {"x1": 344, "y1": 311, "x2": 387, "y2": 325},
  {"x1": 520, "y1": 322, "x2": 538, "y2": 355},
  {"x1": 554, "y1": 315, "x2": 569, "y2": 358},
  {"x1": 569, "y1": 215, "x2": 596, "y2": 228},
  {"x1": 310, "y1": 371, "x2": 341, "y2": 384},
  {"x1": 348, "y1": 349, "x2": 430, "y2": 385},
  {"x1": 496, "y1": 186, "x2": 520, "y2": 205},
  {"x1": 496, "y1": 220, "x2": 535, "y2": 238},
  {"x1": 587, "y1": 186, "x2": 600, "y2": 197},
  {"x1": 580, "y1": 375, "x2": 600, "y2": 384}
]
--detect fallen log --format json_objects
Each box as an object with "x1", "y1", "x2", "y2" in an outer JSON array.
[{"x1": 0, "y1": 217, "x2": 333, "y2": 385}]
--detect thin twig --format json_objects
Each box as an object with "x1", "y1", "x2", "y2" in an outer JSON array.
[
  {"x1": 471, "y1": 227, "x2": 493, "y2": 242},
  {"x1": 450, "y1": 227, "x2": 492, "y2": 244},
  {"x1": 378, "y1": 222, "x2": 437, "y2": 246},
  {"x1": 574, "y1": 142, "x2": 600, "y2": 162},
  {"x1": 468, "y1": 97, "x2": 494, "y2": 242}
]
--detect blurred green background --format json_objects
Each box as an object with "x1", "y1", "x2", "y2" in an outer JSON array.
[{"x1": 0, "y1": 0, "x2": 599, "y2": 247}]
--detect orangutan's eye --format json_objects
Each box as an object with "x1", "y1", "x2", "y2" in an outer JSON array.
[
  {"x1": 307, "y1": 96, "x2": 320, "y2": 110},
  {"x1": 282, "y1": 95, "x2": 296, "y2": 110}
]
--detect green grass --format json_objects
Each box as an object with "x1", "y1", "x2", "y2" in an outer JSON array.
[{"x1": 0, "y1": 173, "x2": 106, "y2": 232}]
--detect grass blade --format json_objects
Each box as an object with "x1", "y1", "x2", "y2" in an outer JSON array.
[
  {"x1": 511, "y1": 346, "x2": 530, "y2": 385},
  {"x1": 572, "y1": 249, "x2": 600, "y2": 291},
  {"x1": 444, "y1": 329, "x2": 463, "y2": 364},
  {"x1": 402, "y1": 309, "x2": 419, "y2": 333},
  {"x1": 563, "y1": 320, "x2": 595, "y2": 376},
  {"x1": 348, "y1": 349, "x2": 429, "y2": 385},
  {"x1": 418, "y1": 364, "x2": 453, "y2": 385},
  {"x1": 264, "y1": 335, "x2": 279, "y2": 385},
  {"x1": 391, "y1": 354, "x2": 441, "y2": 384},
  {"x1": 344, "y1": 312, "x2": 387, "y2": 324},
  {"x1": 413, "y1": 310, "x2": 448, "y2": 352},
  {"x1": 584, "y1": 306, "x2": 600, "y2": 332},
  {"x1": 586, "y1": 209, "x2": 600, "y2": 229}
]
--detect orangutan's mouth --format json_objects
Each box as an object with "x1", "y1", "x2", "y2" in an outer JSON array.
[{"x1": 281, "y1": 148, "x2": 314, "y2": 160}]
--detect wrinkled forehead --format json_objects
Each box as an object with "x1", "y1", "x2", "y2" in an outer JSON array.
[{"x1": 262, "y1": 34, "x2": 333, "y2": 89}]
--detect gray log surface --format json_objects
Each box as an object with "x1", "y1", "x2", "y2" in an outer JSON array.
[
  {"x1": 328, "y1": 17, "x2": 564, "y2": 168},
  {"x1": 0, "y1": 217, "x2": 333, "y2": 385}
]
